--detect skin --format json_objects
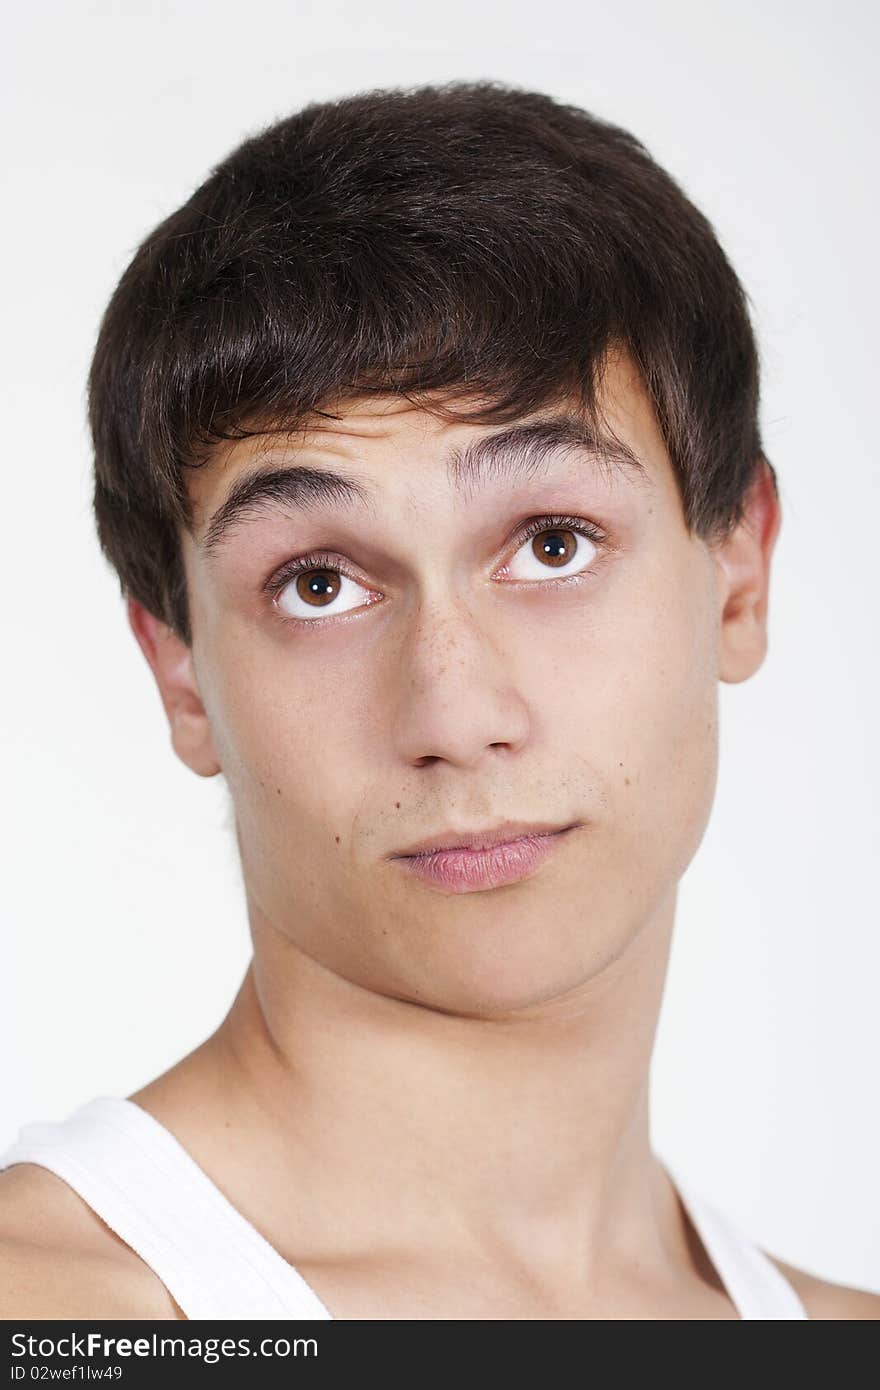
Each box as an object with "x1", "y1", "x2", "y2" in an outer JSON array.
[{"x1": 1, "y1": 345, "x2": 877, "y2": 1319}]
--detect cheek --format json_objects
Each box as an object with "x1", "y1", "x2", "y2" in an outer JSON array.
[
  {"x1": 535, "y1": 547, "x2": 718, "y2": 888},
  {"x1": 198, "y1": 633, "x2": 369, "y2": 853},
  {"x1": 607, "y1": 559, "x2": 719, "y2": 878}
]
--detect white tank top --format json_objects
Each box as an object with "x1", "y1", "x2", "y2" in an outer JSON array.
[{"x1": 0, "y1": 1096, "x2": 808, "y2": 1320}]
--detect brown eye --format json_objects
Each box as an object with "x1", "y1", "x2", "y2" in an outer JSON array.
[
  {"x1": 505, "y1": 521, "x2": 600, "y2": 583},
  {"x1": 295, "y1": 570, "x2": 341, "y2": 608},
  {"x1": 532, "y1": 527, "x2": 578, "y2": 568},
  {"x1": 275, "y1": 564, "x2": 374, "y2": 621}
]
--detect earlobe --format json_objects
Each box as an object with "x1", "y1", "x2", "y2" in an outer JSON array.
[
  {"x1": 714, "y1": 458, "x2": 783, "y2": 685},
  {"x1": 126, "y1": 597, "x2": 222, "y2": 778}
]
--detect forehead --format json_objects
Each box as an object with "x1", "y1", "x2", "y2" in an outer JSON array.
[{"x1": 184, "y1": 347, "x2": 670, "y2": 550}]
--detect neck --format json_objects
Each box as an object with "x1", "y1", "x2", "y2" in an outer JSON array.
[{"x1": 195, "y1": 885, "x2": 681, "y2": 1278}]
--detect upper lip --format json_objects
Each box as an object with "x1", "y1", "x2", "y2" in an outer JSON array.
[{"x1": 391, "y1": 820, "x2": 576, "y2": 857}]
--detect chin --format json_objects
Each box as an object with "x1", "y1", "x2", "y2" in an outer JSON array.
[{"x1": 390, "y1": 948, "x2": 598, "y2": 1020}]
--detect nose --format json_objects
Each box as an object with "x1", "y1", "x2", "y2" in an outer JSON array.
[{"x1": 389, "y1": 595, "x2": 531, "y2": 770}]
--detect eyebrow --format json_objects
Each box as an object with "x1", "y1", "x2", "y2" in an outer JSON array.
[{"x1": 199, "y1": 413, "x2": 651, "y2": 558}]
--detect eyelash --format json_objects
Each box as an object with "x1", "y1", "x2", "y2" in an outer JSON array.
[{"x1": 264, "y1": 513, "x2": 609, "y2": 628}]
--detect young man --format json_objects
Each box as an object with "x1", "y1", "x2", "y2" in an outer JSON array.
[{"x1": 1, "y1": 81, "x2": 876, "y2": 1321}]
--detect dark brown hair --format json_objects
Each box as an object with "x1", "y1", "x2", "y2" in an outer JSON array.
[{"x1": 89, "y1": 79, "x2": 775, "y2": 647}]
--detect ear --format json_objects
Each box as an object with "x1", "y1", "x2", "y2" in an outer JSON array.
[
  {"x1": 713, "y1": 458, "x2": 783, "y2": 684},
  {"x1": 126, "y1": 596, "x2": 222, "y2": 777}
]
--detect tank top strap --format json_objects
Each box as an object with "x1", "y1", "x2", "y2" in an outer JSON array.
[
  {"x1": 662, "y1": 1158, "x2": 809, "y2": 1319},
  {"x1": 2, "y1": 1101, "x2": 809, "y2": 1321},
  {"x1": 0, "y1": 1096, "x2": 333, "y2": 1321}
]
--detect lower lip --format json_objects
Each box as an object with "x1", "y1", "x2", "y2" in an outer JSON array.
[{"x1": 392, "y1": 827, "x2": 577, "y2": 893}]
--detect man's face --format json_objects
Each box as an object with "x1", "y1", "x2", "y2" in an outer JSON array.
[{"x1": 176, "y1": 348, "x2": 723, "y2": 1014}]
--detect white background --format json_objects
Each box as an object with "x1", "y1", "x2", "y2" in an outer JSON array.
[{"x1": 2, "y1": 1, "x2": 877, "y2": 1290}]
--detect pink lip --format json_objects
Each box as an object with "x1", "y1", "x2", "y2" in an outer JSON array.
[{"x1": 392, "y1": 826, "x2": 578, "y2": 893}]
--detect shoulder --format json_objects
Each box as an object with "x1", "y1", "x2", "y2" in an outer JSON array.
[
  {"x1": 761, "y1": 1249, "x2": 880, "y2": 1320},
  {"x1": 0, "y1": 1162, "x2": 186, "y2": 1319}
]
